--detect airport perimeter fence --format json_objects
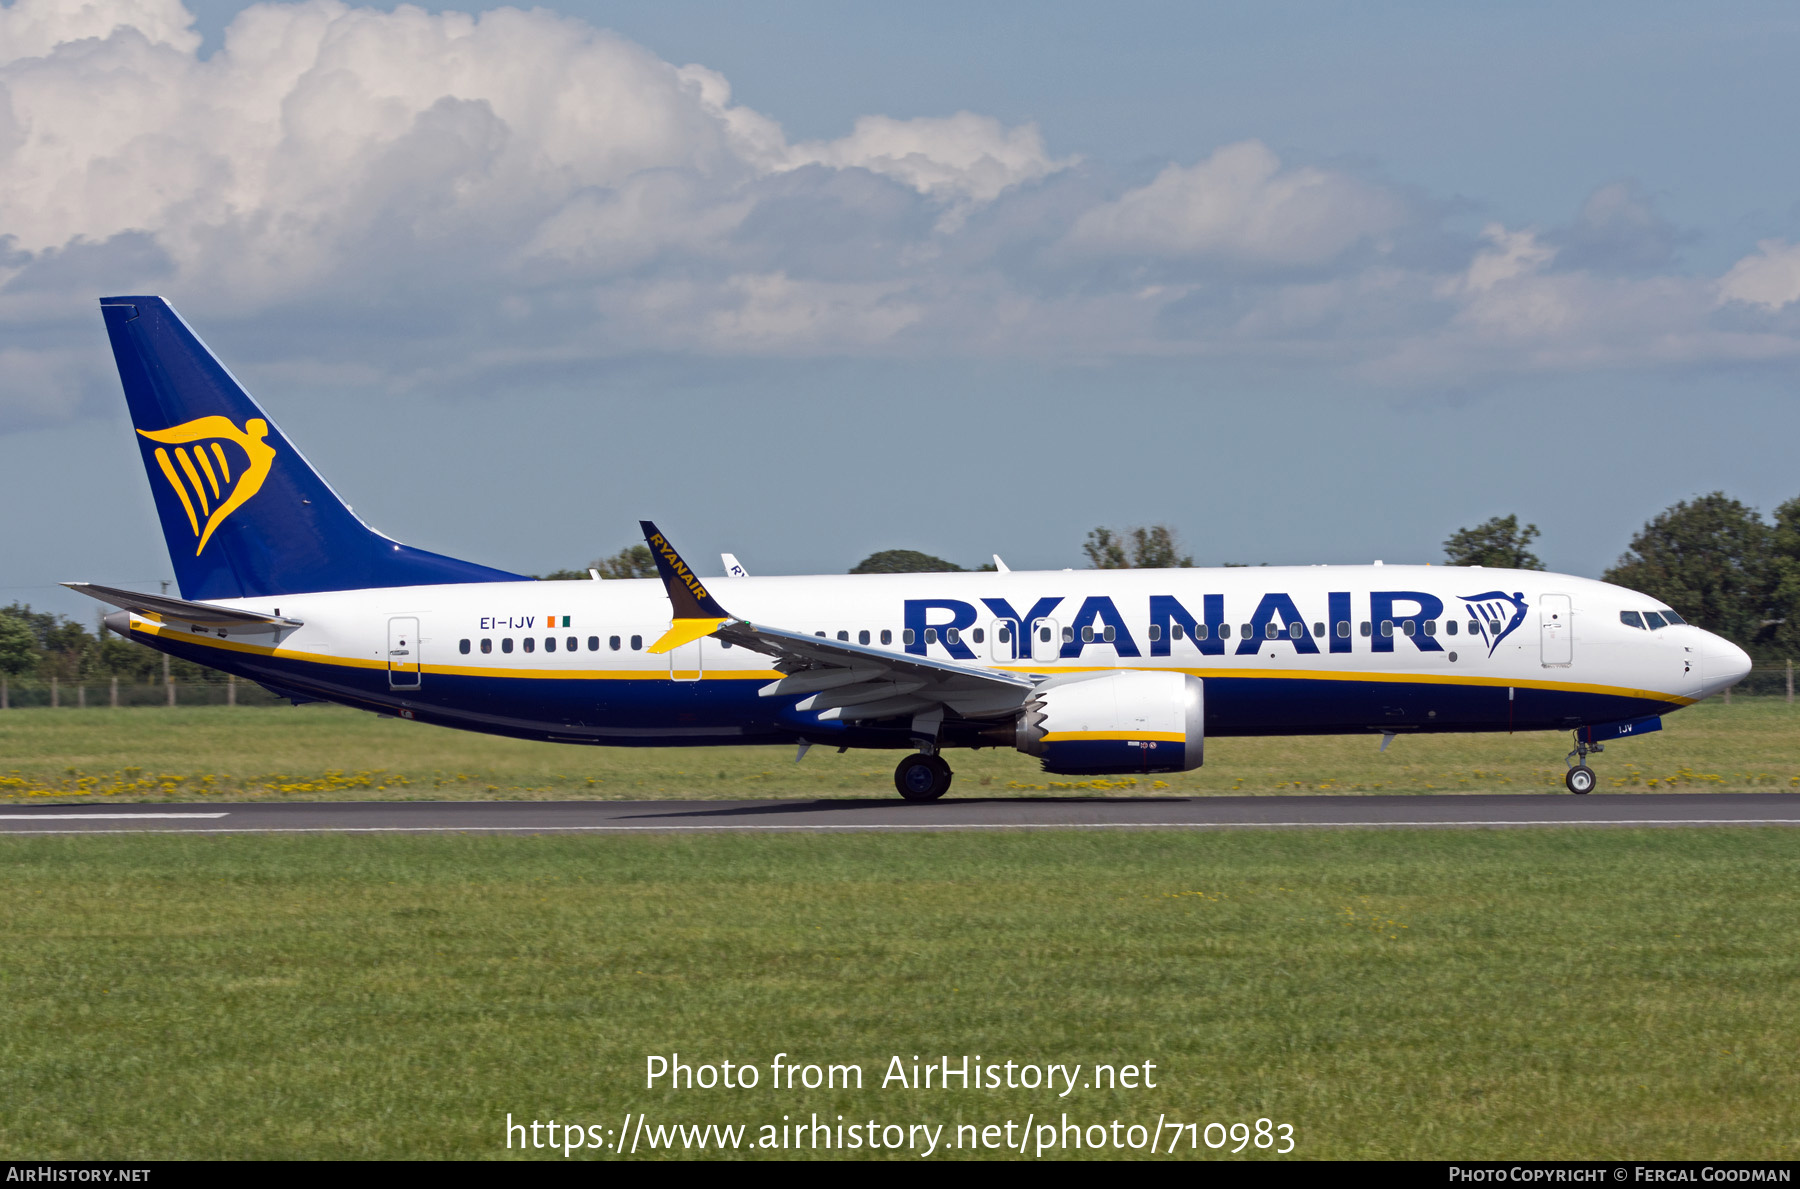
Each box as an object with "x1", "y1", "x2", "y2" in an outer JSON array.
[
  {"x1": 1730, "y1": 663, "x2": 1797, "y2": 701},
  {"x1": 0, "y1": 675, "x2": 288, "y2": 709},
  {"x1": 0, "y1": 665, "x2": 1794, "y2": 709}
]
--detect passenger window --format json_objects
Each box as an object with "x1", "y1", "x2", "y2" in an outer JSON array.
[
  {"x1": 1313, "y1": 622, "x2": 1324, "y2": 637},
  {"x1": 459, "y1": 639, "x2": 470, "y2": 654},
  {"x1": 1148, "y1": 624, "x2": 1162, "y2": 642},
  {"x1": 1039, "y1": 627, "x2": 1052, "y2": 643},
  {"x1": 524, "y1": 637, "x2": 536, "y2": 653},
  {"x1": 946, "y1": 628, "x2": 960, "y2": 645},
  {"x1": 609, "y1": 635, "x2": 621, "y2": 651},
  {"x1": 587, "y1": 636, "x2": 599, "y2": 651},
  {"x1": 904, "y1": 629, "x2": 916, "y2": 645},
  {"x1": 1062, "y1": 626, "x2": 1074, "y2": 643},
  {"x1": 722, "y1": 641, "x2": 732, "y2": 649},
  {"x1": 815, "y1": 631, "x2": 826, "y2": 638},
  {"x1": 1336, "y1": 621, "x2": 1350, "y2": 638},
  {"x1": 1488, "y1": 620, "x2": 1502, "y2": 634},
  {"x1": 1360, "y1": 622, "x2": 1371, "y2": 637},
  {"x1": 480, "y1": 638, "x2": 492, "y2": 654},
  {"x1": 1423, "y1": 620, "x2": 1436, "y2": 636},
  {"x1": 859, "y1": 630, "x2": 871, "y2": 645},
  {"x1": 1642, "y1": 611, "x2": 1666, "y2": 630},
  {"x1": 1402, "y1": 620, "x2": 1416, "y2": 636},
  {"x1": 1289, "y1": 622, "x2": 1303, "y2": 639},
  {"x1": 998, "y1": 626, "x2": 1011, "y2": 643},
  {"x1": 925, "y1": 628, "x2": 938, "y2": 644},
  {"x1": 1081, "y1": 626, "x2": 1094, "y2": 643},
  {"x1": 881, "y1": 629, "x2": 893, "y2": 645},
  {"x1": 502, "y1": 638, "x2": 514, "y2": 654},
  {"x1": 1219, "y1": 624, "x2": 1231, "y2": 639},
  {"x1": 973, "y1": 628, "x2": 985, "y2": 644},
  {"x1": 1241, "y1": 624, "x2": 1252, "y2": 639},
  {"x1": 1170, "y1": 624, "x2": 1183, "y2": 640},
  {"x1": 1380, "y1": 621, "x2": 1393, "y2": 637},
  {"x1": 630, "y1": 635, "x2": 642, "y2": 650},
  {"x1": 567, "y1": 637, "x2": 577, "y2": 651},
  {"x1": 1103, "y1": 625, "x2": 1116, "y2": 642},
  {"x1": 544, "y1": 637, "x2": 556, "y2": 652},
  {"x1": 1468, "y1": 620, "x2": 1479, "y2": 634},
  {"x1": 1446, "y1": 621, "x2": 1458, "y2": 636},
  {"x1": 1265, "y1": 622, "x2": 1278, "y2": 640},
  {"x1": 838, "y1": 630, "x2": 849, "y2": 641}
]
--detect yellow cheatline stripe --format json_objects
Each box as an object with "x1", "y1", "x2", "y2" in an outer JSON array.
[
  {"x1": 648, "y1": 617, "x2": 727, "y2": 655},
  {"x1": 132, "y1": 619, "x2": 779, "y2": 680},
  {"x1": 991, "y1": 663, "x2": 1694, "y2": 706},
  {"x1": 175, "y1": 447, "x2": 211, "y2": 515},
  {"x1": 1041, "y1": 731, "x2": 1186, "y2": 743},
  {"x1": 153, "y1": 449, "x2": 199, "y2": 535}
]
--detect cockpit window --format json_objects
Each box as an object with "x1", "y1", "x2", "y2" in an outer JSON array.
[
  {"x1": 1641, "y1": 611, "x2": 1666, "y2": 630},
  {"x1": 1619, "y1": 611, "x2": 1644, "y2": 630},
  {"x1": 1660, "y1": 609, "x2": 1685, "y2": 625}
]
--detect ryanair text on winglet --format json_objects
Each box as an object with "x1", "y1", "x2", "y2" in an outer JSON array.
[{"x1": 648, "y1": 532, "x2": 711, "y2": 603}]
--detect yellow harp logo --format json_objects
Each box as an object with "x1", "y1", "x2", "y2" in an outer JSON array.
[{"x1": 137, "y1": 417, "x2": 278, "y2": 556}]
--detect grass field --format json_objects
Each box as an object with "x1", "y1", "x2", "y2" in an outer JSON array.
[
  {"x1": 4, "y1": 827, "x2": 1799, "y2": 1159},
  {"x1": 0, "y1": 697, "x2": 1794, "y2": 803}
]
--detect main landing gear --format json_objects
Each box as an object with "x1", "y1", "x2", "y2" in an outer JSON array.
[
  {"x1": 1565, "y1": 731, "x2": 1602, "y2": 795},
  {"x1": 895, "y1": 750, "x2": 954, "y2": 802}
]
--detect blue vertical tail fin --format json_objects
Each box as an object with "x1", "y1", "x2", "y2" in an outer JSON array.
[{"x1": 100, "y1": 296, "x2": 526, "y2": 601}]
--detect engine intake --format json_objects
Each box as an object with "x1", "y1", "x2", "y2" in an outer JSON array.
[{"x1": 1015, "y1": 671, "x2": 1204, "y2": 775}]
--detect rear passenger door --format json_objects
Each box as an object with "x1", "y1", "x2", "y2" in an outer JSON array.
[{"x1": 388, "y1": 617, "x2": 421, "y2": 688}]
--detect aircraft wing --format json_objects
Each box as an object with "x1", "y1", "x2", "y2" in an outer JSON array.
[
  {"x1": 719, "y1": 619, "x2": 1034, "y2": 722},
  {"x1": 638, "y1": 521, "x2": 1032, "y2": 725},
  {"x1": 64, "y1": 582, "x2": 303, "y2": 630}
]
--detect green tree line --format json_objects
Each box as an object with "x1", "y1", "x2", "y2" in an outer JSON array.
[{"x1": 0, "y1": 603, "x2": 228, "y2": 684}]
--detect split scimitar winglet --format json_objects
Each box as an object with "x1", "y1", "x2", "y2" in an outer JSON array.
[{"x1": 640, "y1": 520, "x2": 732, "y2": 654}]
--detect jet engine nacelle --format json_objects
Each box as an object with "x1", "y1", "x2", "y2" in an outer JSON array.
[{"x1": 1015, "y1": 671, "x2": 1204, "y2": 775}]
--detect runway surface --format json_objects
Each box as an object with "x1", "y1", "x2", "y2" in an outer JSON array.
[{"x1": 3, "y1": 793, "x2": 1800, "y2": 834}]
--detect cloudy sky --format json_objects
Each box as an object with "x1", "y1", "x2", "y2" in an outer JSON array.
[{"x1": 5, "y1": 0, "x2": 1799, "y2": 614}]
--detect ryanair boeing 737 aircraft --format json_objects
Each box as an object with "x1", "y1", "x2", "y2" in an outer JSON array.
[{"x1": 72, "y1": 297, "x2": 1751, "y2": 800}]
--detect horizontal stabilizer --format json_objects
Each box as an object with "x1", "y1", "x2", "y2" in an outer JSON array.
[{"x1": 64, "y1": 582, "x2": 302, "y2": 631}]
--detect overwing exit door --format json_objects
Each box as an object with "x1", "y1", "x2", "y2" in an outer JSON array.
[
  {"x1": 669, "y1": 631, "x2": 702, "y2": 681},
  {"x1": 388, "y1": 617, "x2": 421, "y2": 688}
]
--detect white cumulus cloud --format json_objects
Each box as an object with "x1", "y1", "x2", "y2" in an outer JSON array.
[
  {"x1": 1717, "y1": 239, "x2": 1800, "y2": 310},
  {"x1": 1063, "y1": 140, "x2": 1407, "y2": 267},
  {"x1": 2, "y1": 0, "x2": 1800, "y2": 430},
  {"x1": 784, "y1": 112, "x2": 1072, "y2": 205}
]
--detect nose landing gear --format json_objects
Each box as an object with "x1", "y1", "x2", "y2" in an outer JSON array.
[
  {"x1": 1565, "y1": 731, "x2": 1602, "y2": 795},
  {"x1": 895, "y1": 750, "x2": 953, "y2": 801}
]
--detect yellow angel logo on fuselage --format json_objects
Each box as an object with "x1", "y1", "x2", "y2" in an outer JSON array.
[{"x1": 137, "y1": 416, "x2": 278, "y2": 555}]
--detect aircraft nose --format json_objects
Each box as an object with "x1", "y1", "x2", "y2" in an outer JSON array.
[{"x1": 1701, "y1": 634, "x2": 1752, "y2": 696}]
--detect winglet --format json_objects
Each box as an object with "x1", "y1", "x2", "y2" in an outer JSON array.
[{"x1": 641, "y1": 520, "x2": 731, "y2": 653}]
